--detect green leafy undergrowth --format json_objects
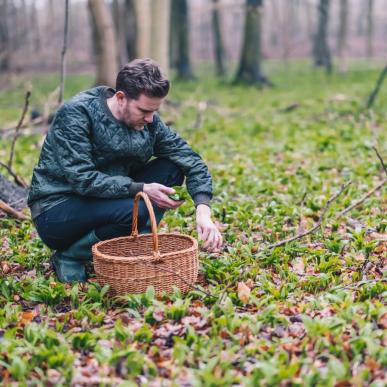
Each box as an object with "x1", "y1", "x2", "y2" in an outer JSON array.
[{"x1": 0, "y1": 62, "x2": 386, "y2": 385}]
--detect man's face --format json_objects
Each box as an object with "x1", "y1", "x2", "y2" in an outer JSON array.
[{"x1": 119, "y1": 93, "x2": 164, "y2": 130}]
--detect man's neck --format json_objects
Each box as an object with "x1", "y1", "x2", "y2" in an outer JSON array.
[{"x1": 106, "y1": 96, "x2": 121, "y2": 121}]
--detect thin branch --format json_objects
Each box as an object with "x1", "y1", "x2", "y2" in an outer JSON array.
[
  {"x1": 366, "y1": 64, "x2": 387, "y2": 109},
  {"x1": 0, "y1": 199, "x2": 29, "y2": 220},
  {"x1": 372, "y1": 146, "x2": 387, "y2": 177},
  {"x1": 0, "y1": 161, "x2": 28, "y2": 188},
  {"x1": 58, "y1": 0, "x2": 70, "y2": 105},
  {"x1": 263, "y1": 181, "x2": 352, "y2": 250},
  {"x1": 8, "y1": 91, "x2": 31, "y2": 170},
  {"x1": 335, "y1": 178, "x2": 386, "y2": 218}
]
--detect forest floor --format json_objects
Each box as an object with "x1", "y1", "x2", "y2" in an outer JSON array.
[{"x1": 0, "y1": 62, "x2": 386, "y2": 386}]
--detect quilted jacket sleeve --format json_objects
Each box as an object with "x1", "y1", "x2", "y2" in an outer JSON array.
[
  {"x1": 52, "y1": 104, "x2": 143, "y2": 198},
  {"x1": 152, "y1": 115, "x2": 212, "y2": 204}
]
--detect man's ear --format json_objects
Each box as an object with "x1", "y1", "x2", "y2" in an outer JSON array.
[{"x1": 116, "y1": 91, "x2": 127, "y2": 104}]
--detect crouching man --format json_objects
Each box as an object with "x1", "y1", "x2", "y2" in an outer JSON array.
[{"x1": 28, "y1": 58, "x2": 222, "y2": 282}]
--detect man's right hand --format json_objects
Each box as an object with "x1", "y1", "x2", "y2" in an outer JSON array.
[{"x1": 143, "y1": 183, "x2": 184, "y2": 209}]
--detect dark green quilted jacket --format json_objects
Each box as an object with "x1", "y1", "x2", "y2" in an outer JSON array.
[{"x1": 28, "y1": 86, "x2": 212, "y2": 219}]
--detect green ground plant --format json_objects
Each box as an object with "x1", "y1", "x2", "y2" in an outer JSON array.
[{"x1": 0, "y1": 61, "x2": 386, "y2": 385}]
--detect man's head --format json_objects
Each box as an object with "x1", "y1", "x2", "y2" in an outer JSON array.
[{"x1": 112, "y1": 58, "x2": 170, "y2": 130}]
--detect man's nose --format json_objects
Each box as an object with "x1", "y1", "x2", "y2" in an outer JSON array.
[{"x1": 144, "y1": 113, "x2": 154, "y2": 123}]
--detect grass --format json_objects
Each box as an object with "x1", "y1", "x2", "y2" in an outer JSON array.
[{"x1": 0, "y1": 61, "x2": 386, "y2": 385}]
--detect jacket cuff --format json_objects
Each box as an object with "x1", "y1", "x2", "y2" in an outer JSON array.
[
  {"x1": 193, "y1": 193, "x2": 211, "y2": 208},
  {"x1": 128, "y1": 182, "x2": 144, "y2": 196}
]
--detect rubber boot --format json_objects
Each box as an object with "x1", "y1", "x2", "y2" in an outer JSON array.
[{"x1": 50, "y1": 230, "x2": 100, "y2": 283}]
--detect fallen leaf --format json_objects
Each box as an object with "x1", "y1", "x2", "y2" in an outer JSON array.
[
  {"x1": 378, "y1": 312, "x2": 387, "y2": 329},
  {"x1": 237, "y1": 282, "x2": 251, "y2": 304}
]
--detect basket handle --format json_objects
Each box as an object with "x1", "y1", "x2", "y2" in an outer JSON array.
[{"x1": 131, "y1": 191, "x2": 160, "y2": 259}]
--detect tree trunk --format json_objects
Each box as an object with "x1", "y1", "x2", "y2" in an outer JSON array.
[
  {"x1": 88, "y1": 0, "x2": 118, "y2": 87},
  {"x1": 124, "y1": 0, "x2": 137, "y2": 61},
  {"x1": 169, "y1": 0, "x2": 178, "y2": 69},
  {"x1": 0, "y1": 0, "x2": 10, "y2": 72},
  {"x1": 170, "y1": 0, "x2": 193, "y2": 80},
  {"x1": 366, "y1": 0, "x2": 374, "y2": 57},
  {"x1": 235, "y1": 0, "x2": 270, "y2": 86},
  {"x1": 212, "y1": 0, "x2": 225, "y2": 77},
  {"x1": 313, "y1": 0, "x2": 332, "y2": 74},
  {"x1": 30, "y1": 0, "x2": 41, "y2": 52},
  {"x1": 133, "y1": 0, "x2": 151, "y2": 59},
  {"x1": 337, "y1": 0, "x2": 348, "y2": 74},
  {"x1": 150, "y1": 0, "x2": 170, "y2": 75},
  {"x1": 112, "y1": 0, "x2": 127, "y2": 67}
]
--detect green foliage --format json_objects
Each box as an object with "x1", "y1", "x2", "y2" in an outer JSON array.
[{"x1": 0, "y1": 61, "x2": 386, "y2": 384}]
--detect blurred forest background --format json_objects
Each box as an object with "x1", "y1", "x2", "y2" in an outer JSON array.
[{"x1": 0, "y1": 0, "x2": 386, "y2": 87}]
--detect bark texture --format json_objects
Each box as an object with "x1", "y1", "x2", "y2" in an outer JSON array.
[
  {"x1": 313, "y1": 0, "x2": 332, "y2": 73},
  {"x1": 235, "y1": 0, "x2": 270, "y2": 86},
  {"x1": 212, "y1": 0, "x2": 225, "y2": 77},
  {"x1": 88, "y1": 0, "x2": 118, "y2": 87}
]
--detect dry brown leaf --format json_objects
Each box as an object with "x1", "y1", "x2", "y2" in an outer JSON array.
[
  {"x1": 292, "y1": 257, "x2": 305, "y2": 274},
  {"x1": 378, "y1": 312, "x2": 387, "y2": 329},
  {"x1": 237, "y1": 282, "x2": 251, "y2": 304}
]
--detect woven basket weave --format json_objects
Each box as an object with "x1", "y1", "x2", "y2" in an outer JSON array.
[{"x1": 92, "y1": 192, "x2": 198, "y2": 296}]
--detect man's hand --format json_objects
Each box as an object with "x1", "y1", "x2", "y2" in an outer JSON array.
[
  {"x1": 196, "y1": 204, "x2": 223, "y2": 252},
  {"x1": 143, "y1": 183, "x2": 184, "y2": 209}
]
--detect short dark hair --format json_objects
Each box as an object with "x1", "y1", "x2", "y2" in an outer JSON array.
[{"x1": 116, "y1": 58, "x2": 170, "y2": 100}]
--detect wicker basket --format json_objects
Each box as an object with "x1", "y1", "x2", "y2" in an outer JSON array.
[{"x1": 92, "y1": 192, "x2": 198, "y2": 296}]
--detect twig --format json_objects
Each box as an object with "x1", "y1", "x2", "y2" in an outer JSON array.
[
  {"x1": 58, "y1": 0, "x2": 70, "y2": 105},
  {"x1": 263, "y1": 181, "x2": 352, "y2": 250},
  {"x1": 335, "y1": 178, "x2": 386, "y2": 218},
  {"x1": 0, "y1": 199, "x2": 29, "y2": 220},
  {"x1": 297, "y1": 191, "x2": 307, "y2": 235},
  {"x1": 7, "y1": 91, "x2": 31, "y2": 170},
  {"x1": 0, "y1": 160, "x2": 28, "y2": 188},
  {"x1": 366, "y1": 64, "x2": 387, "y2": 109},
  {"x1": 329, "y1": 278, "x2": 386, "y2": 292},
  {"x1": 372, "y1": 146, "x2": 387, "y2": 177},
  {"x1": 359, "y1": 250, "x2": 372, "y2": 279}
]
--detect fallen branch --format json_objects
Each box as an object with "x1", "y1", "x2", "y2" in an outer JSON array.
[
  {"x1": 335, "y1": 177, "x2": 386, "y2": 219},
  {"x1": 263, "y1": 181, "x2": 352, "y2": 250},
  {"x1": 372, "y1": 146, "x2": 387, "y2": 177},
  {"x1": 0, "y1": 160, "x2": 28, "y2": 188},
  {"x1": 0, "y1": 199, "x2": 29, "y2": 220},
  {"x1": 366, "y1": 64, "x2": 387, "y2": 109},
  {"x1": 8, "y1": 91, "x2": 31, "y2": 170}
]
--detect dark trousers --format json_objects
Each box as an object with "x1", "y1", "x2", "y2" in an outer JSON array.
[{"x1": 33, "y1": 158, "x2": 184, "y2": 251}]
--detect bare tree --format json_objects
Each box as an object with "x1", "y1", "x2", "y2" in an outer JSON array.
[
  {"x1": 0, "y1": 0, "x2": 10, "y2": 72},
  {"x1": 212, "y1": 0, "x2": 225, "y2": 77},
  {"x1": 112, "y1": 0, "x2": 137, "y2": 67},
  {"x1": 337, "y1": 0, "x2": 348, "y2": 74},
  {"x1": 366, "y1": 0, "x2": 374, "y2": 57},
  {"x1": 112, "y1": 0, "x2": 128, "y2": 67},
  {"x1": 150, "y1": 0, "x2": 170, "y2": 75},
  {"x1": 88, "y1": 0, "x2": 118, "y2": 86},
  {"x1": 171, "y1": 0, "x2": 193, "y2": 80},
  {"x1": 124, "y1": 0, "x2": 137, "y2": 61},
  {"x1": 313, "y1": 0, "x2": 332, "y2": 74},
  {"x1": 134, "y1": 0, "x2": 151, "y2": 59},
  {"x1": 235, "y1": 0, "x2": 271, "y2": 86}
]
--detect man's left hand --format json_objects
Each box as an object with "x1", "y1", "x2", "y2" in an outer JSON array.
[{"x1": 196, "y1": 204, "x2": 223, "y2": 252}]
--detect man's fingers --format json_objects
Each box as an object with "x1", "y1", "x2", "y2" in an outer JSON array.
[
  {"x1": 160, "y1": 185, "x2": 175, "y2": 195},
  {"x1": 203, "y1": 229, "x2": 216, "y2": 249},
  {"x1": 199, "y1": 226, "x2": 210, "y2": 242}
]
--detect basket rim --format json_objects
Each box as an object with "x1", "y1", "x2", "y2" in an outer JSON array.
[{"x1": 92, "y1": 232, "x2": 198, "y2": 262}]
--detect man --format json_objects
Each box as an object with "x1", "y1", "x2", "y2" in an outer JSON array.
[{"x1": 28, "y1": 58, "x2": 222, "y2": 282}]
